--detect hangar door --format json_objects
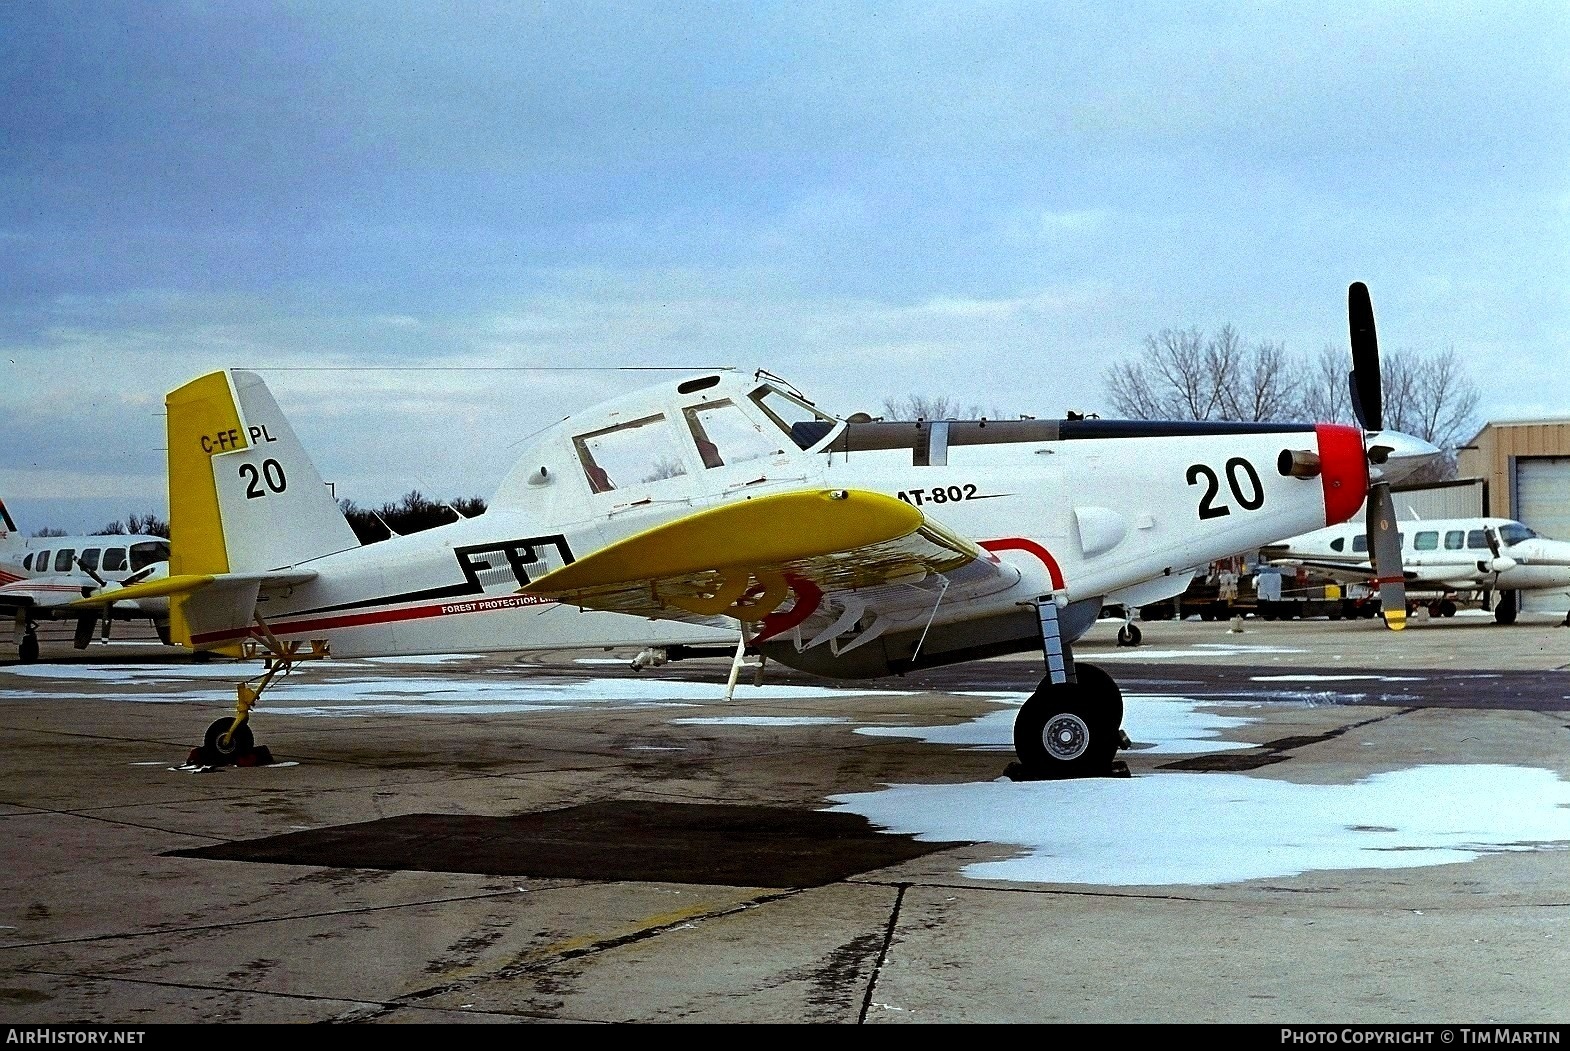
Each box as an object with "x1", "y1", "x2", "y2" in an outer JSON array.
[{"x1": 1514, "y1": 456, "x2": 1570, "y2": 611}]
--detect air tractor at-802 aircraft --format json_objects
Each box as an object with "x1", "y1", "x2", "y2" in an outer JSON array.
[{"x1": 78, "y1": 283, "x2": 1439, "y2": 779}]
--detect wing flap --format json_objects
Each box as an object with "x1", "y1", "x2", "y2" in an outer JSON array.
[{"x1": 521, "y1": 489, "x2": 1001, "y2": 633}]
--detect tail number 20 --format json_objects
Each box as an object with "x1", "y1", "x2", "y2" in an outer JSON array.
[
  {"x1": 1187, "y1": 458, "x2": 1263, "y2": 520},
  {"x1": 239, "y1": 459, "x2": 288, "y2": 499}
]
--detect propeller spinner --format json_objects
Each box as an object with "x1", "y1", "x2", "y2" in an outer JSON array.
[{"x1": 1348, "y1": 282, "x2": 1408, "y2": 630}]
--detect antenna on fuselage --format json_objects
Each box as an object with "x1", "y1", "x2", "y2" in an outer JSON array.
[{"x1": 371, "y1": 511, "x2": 401, "y2": 539}]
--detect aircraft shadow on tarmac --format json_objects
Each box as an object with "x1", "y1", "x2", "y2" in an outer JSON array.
[{"x1": 166, "y1": 802, "x2": 973, "y2": 888}]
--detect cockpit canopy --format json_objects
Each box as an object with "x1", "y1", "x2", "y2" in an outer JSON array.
[
  {"x1": 567, "y1": 376, "x2": 839, "y2": 495},
  {"x1": 494, "y1": 371, "x2": 842, "y2": 507}
]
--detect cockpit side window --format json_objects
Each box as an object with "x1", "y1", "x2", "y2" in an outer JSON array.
[
  {"x1": 683, "y1": 401, "x2": 783, "y2": 469},
  {"x1": 130, "y1": 541, "x2": 170, "y2": 570},
  {"x1": 1498, "y1": 523, "x2": 1537, "y2": 546},
  {"x1": 572, "y1": 414, "x2": 689, "y2": 494},
  {"x1": 749, "y1": 386, "x2": 837, "y2": 450}
]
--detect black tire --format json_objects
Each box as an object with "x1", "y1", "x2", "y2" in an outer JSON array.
[
  {"x1": 204, "y1": 717, "x2": 254, "y2": 759},
  {"x1": 18, "y1": 632, "x2": 39, "y2": 664},
  {"x1": 1013, "y1": 674, "x2": 1121, "y2": 778},
  {"x1": 1116, "y1": 623, "x2": 1143, "y2": 647},
  {"x1": 1439, "y1": 600, "x2": 1457, "y2": 618},
  {"x1": 1073, "y1": 661, "x2": 1125, "y2": 732},
  {"x1": 1495, "y1": 591, "x2": 1518, "y2": 626}
]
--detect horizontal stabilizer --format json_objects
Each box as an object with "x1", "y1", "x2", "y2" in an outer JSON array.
[{"x1": 67, "y1": 570, "x2": 317, "y2": 609}]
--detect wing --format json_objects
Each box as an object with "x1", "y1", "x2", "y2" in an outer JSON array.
[
  {"x1": 520, "y1": 488, "x2": 1020, "y2": 647},
  {"x1": 1263, "y1": 556, "x2": 1381, "y2": 583},
  {"x1": 0, "y1": 593, "x2": 35, "y2": 614}
]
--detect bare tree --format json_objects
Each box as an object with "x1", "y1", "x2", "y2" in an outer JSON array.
[
  {"x1": 1219, "y1": 338, "x2": 1301, "y2": 422},
  {"x1": 1106, "y1": 326, "x2": 1268, "y2": 421},
  {"x1": 1300, "y1": 344, "x2": 1354, "y2": 424},
  {"x1": 1378, "y1": 348, "x2": 1480, "y2": 481},
  {"x1": 339, "y1": 491, "x2": 488, "y2": 545},
  {"x1": 1101, "y1": 329, "x2": 1480, "y2": 479},
  {"x1": 881, "y1": 394, "x2": 1007, "y2": 420}
]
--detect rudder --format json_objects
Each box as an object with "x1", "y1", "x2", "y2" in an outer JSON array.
[{"x1": 165, "y1": 370, "x2": 360, "y2": 648}]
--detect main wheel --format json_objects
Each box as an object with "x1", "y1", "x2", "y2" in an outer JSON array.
[
  {"x1": 1495, "y1": 591, "x2": 1518, "y2": 626},
  {"x1": 1073, "y1": 661, "x2": 1125, "y2": 732},
  {"x1": 18, "y1": 632, "x2": 39, "y2": 664},
  {"x1": 204, "y1": 717, "x2": 254, "y2": 759},
  {"x1": 1013, "y1": 674, "x2": 1121, "y2": 778}
]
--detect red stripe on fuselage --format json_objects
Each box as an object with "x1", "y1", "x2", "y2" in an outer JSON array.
[
  {"x1": 1314, "y1": 423, "x2": 1369, "y2": 527},
  {"x1": 980, "y1": 538, "x2": 1065, "y2": 590},
  {"x1": 188, "y1": 593, "x2": 558, "y2": 646}
]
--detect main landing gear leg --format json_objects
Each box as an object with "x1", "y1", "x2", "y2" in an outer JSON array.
[
  {"x1": 190, "y1": 615, "x2": 328, "y2": 768},
  {"x1": 1009, "y1": 596, "x2": 1129, "y2": 781}
]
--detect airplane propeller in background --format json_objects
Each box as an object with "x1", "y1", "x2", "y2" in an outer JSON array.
[
  {"x1": 71, "y1": 556, "x2": 113, "y2": 647},
  {"x1": 1347, "y1": 281, "x2": 1409, "y2": 631},
  {"x1": 1481, "y1": 525, "x2": 1515, "y2": 573}
]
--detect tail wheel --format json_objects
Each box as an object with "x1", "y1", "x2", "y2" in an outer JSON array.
[{"x1": 204, "y1": 717, "x2": 254, "y2": 759}]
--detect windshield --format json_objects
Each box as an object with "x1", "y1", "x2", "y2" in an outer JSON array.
[
  {"x1": 1497, "y1": 523, "x2": 1539, "y2": 546},
  {"x1": 749, "y1": 385, "x2": 837, "y2": 449},
  {"x1": 130, "y1": 541, "x2": 171, "y2": 571}
]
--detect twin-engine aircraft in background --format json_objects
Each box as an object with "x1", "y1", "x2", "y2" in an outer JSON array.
[
  {"x1": 1263, "y1": 514, "x2": 1570, "y2": 625},
  {"x1": 0, "y1": 499, "x2": 173, "y2": 662},
  {"x1": 80, "y1": 283, "x2": 1440, "y2": 778}
]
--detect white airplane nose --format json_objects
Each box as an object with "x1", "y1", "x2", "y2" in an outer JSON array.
[{"x1": 1366, "y1": 430, "x2": 1442, "y2": 484}]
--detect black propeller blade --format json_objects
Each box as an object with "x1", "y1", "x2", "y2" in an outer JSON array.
[
  {"x1": 1348, "y1": 281, "x2": 1383, "y2": 433},
  {"x1": 72, "y1": 556, "x2": 117, "y2": 646},
  {"x1": 1365, "y1": 485, "x2": 1406, "y2": 631},
  {"x1": 1348, "y1": 282, "x2": 1406, "y2": 630},
  {"x1": 72, "y1": 613, "x2": 99, "y2": 650}
]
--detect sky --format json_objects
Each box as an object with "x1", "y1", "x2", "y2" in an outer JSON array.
[{"x1": 4, "y1": 2, "x2": 1568, "y2": 535}]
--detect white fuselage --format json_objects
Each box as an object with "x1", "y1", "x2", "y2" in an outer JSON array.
[
  {"x1": 1270, "y1": 516, "x2": 1570, "y2": 596},
  {"x1": 196, "y1": 370, "x2": 1379, "y2": 670},
  {"x1": 0, "y1": 534, "x2": 172, "y2": 626}
]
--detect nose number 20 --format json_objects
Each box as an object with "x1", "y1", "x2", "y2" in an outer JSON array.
[{"x1": 1187, "y1": 458, "x2": 1263, "y2": 520}]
